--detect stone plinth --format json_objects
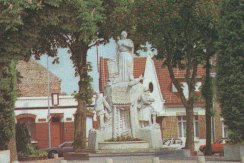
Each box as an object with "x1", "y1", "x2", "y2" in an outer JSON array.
[
  {"x1": 88, "y1": 128, "x2": 113, "y2": 150},
  {"x1": 224, "y1": 144, "x2": 244, "y2": 161},
  {"x1": 137, "y1": 127, "x2": 162, "y2": 148},
  {"x1": 0, "y1": 150, "x2": 10, "y2": 163},
  {"x1": 98, "y1": 141, "x2": 149, "y2": 150}
]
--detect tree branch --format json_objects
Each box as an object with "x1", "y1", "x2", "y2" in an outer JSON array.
[{"x1": 166, "y1": 58, "x2": 188, "y2": 107}]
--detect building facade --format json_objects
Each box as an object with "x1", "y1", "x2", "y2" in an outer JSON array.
[
  {"x1": 99, "y1": 55, "x2": 224, "y2": 150},
  {"x1": 15, "y1": 59, "x2": 96, "y2": 148}
]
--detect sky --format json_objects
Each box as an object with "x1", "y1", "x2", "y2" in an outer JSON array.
[{"x1": 37, "y1": 39, "x2": 117, "y2": 95}]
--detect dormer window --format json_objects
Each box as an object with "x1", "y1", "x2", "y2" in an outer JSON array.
[
  {"x1": 172, "y1": 81, "x2": 202, "y2": 99},
  {"x1": 149, "y1": 82, "x2": 154, "y2": 93}
]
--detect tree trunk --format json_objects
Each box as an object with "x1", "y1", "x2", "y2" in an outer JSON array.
[
  {"x1": 74, "y1": 98, "x2": 87, "y2": 151},
  {"x1": 73, "y1": 45, "x2": 90, "y2": 151},
  {"x1": 167, "y1": 62, "x2": 196, "y2": 155},
  {"x1": 185, "y1": 105, "x2": 195, "y2": 155},
  {"x1": 8, "y1": 137, "x2": 18, "y2": 161},
  {"x1": 203, "y1": 55, "x2": 212, "y2": 155}
]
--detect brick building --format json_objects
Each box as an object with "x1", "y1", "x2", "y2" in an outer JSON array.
[
  {"x1": 15, "y1": 59, "x2": 95, "y2": 148},
  {"x1": 99, "y1": 55, "x2": 224, "y2": 151}
]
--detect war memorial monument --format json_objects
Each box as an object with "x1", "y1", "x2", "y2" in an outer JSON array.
[{"x1": 88, "y1": 31, "x2": 163, "y2": 152}]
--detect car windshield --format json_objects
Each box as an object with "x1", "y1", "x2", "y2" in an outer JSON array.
[
  {"x1": 59, "y1": 142, "x2": 73, "y2": 148},
  {"x1": 163, "y1": 139, "x2": 171, "y2": 144}
]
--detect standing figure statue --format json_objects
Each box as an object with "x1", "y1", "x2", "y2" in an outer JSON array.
[
  {"x1": 138, "y1": 87, "x2": 155, "y2": 128},
  {"x1": 116, "y1": 31, "x2": 134, "y2": 82},
  {"x1": 94, "y1": 93, "x2": 111, "y2": 130}
]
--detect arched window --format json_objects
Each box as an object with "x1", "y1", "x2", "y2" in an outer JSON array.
[
  {"x1": 149, "y1": 82, "x2": 154, "y2": 93},
  {"x1": 18, "y1": 117, "x2": 36, "y2": 140}
]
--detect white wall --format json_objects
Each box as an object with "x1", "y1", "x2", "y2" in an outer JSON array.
[
  {"x1": 143, "y1": 56, "x2": 165, "y2": 116},
  {"x1": 15, "y1": 95, "x2": 94, "y2": 124}
]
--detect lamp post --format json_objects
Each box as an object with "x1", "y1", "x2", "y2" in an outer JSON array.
[{"x1": 47, "y1": 56, "x2": 51, "y2": 148}]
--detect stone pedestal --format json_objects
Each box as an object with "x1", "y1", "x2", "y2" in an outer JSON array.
[
  {"x1": 137, "y1": 127, "x2": 162, "y2": 148},
  {"x1": 224, "y1": 144, "x2": 244, "y2": 161},
  {"x1": 0, "y1": 150, "x2": 10, "y2": 163},
  {"x1": 88, "y1": 128, "x2": 112, "y2": 150},
  {"x1": 89, "y1": 78, "x2": 163, "y2": 152}
]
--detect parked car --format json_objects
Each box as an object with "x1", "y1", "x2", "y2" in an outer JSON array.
[
  {"x1": 199, "y1": 138, "x2": 229, "y2": 155},
  {"x1": 162, "y1": 138, "x2": 184, "y2": 149},
  {"x1": 45, "y1": 141, "x2": 73, "y2": 158}
]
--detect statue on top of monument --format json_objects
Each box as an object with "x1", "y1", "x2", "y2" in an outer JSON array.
[{"x1": 116, "y1": 31, "x2": 134, "y2": 82}]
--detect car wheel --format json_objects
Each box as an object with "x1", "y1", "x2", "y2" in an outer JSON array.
[{"x1": 48, "y1": 150, "x2": 58, "y2": 158}]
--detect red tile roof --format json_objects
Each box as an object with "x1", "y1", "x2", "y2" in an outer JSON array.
[
  {"x1": 153, "y1": 59, "x2": 205, "y2": 107},
  {"x1": 99, "y1": 57, "x2": 205, "y2": 107},
  {"x1": 99, "y1": 57, "x2": 146, "y2": 92}
]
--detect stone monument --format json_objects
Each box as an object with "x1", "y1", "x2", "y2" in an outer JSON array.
[{"x1": 88, "y1": 31, "x2": 162, "y2": 151}]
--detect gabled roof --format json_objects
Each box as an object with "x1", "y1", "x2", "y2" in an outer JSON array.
[
  {"x1": 99, "y1": 57, "x2": 205, "y2": 107},
  {"x1": 16, "y1": 59, "x2": 61, "y2": 97},
  {"x1": 153, "y1": 59, "x2": 205, "y2": 107}
]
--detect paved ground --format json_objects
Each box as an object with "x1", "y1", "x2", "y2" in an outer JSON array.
[
  {"x1": 19, "y1": 157, "x2": 241, "y2": 163},
  {"x1": 19, "y1": 149, "x2": 241, "y2": 163},
  {"x1": 19, "y1": 154, "x2": 241, "y2": 163}
]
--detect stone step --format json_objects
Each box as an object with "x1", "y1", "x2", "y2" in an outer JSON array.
[{"x1": 98, "y1": 141, "x2": 150, "y2": 151}]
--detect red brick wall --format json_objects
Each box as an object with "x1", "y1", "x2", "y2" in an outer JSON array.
[
  {"x1": 16, "y1": 59, "x2": 61, "y2": 97},
  {"x1": 35, "y1": 123, "x2": 49, "y2": 149},
  {"x1": 63, "y1": 122, "x2": 74, "y2": 142},
  {"x1": 35, "y1": 122, "x2": 75, "y2": 148},
  {"x1": 199, "y1": 115, "x2": 206, "y2": 139},
  {"x1": 162, "y1": 116, "x2": 178, "y2": 138},
  {"x1": 162, "y1": 115, "x2": 207, "y2": 139}
]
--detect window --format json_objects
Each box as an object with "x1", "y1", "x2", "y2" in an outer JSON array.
[
  {"x1": 194, "y1": 116, "x2": 199, "y2": 137},
  {"x1": 149, "y1": 82, "x2": 154, "y2": 93},
  {"x1": 195, "y1": 82, "x2": 202, "y2": 92},
  {"x1": 172, "y1": 82, "x2": 188, "y2": 98},
  {"x1": 172, "y1": 83, "x2": 178, "y2": 92},
  {"x1": 178, "y1": 116, "x2": 186, "y2": 137},
  {"x1": 178, "y1": 116, "x2": 199, "y2": 138},
  {"x1": 18, "y1": 117, "x2": 36, "y2": 139},
  {"x1": 51, "y1": 93, "x2": 59, "y2": 106},
  {"x1": 172, "y1": 82, "x2": 202, "y2": 94},
  {"x1": 52, "y1": 117, "x2": 61, "y2": 123},
  {"x1": 222, "y1": 122, "x2": 228, "y2": 138}
]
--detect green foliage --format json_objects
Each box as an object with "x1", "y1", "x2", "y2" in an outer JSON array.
[
  {"x1": 30, "y1": 0, "x2": 105, "y2": 150},
  {"x1": 16, "y1": 122, "x2": 31, "y2": 153},
  {"x1": 0, "y1": 0, "x2": 47, "y2": 63},
  {"x1": 100, "y1": 0, "x2": 135, "y2": 41},
  {"x1": 126, "y1": 0, "x2": 220, "y2": 153},
  {"x1": 18, "y1": 143, "x2": 47, "y2": 158},
  {"x1": 217, "y1": 0, "x2": 244, "y2": 142},
  {"x1": 106, "y1": 136, "x2": 142, "y2": 142},
  {"x1": 16, "y1": 122, "x2": 47, "y2": 157},
  {"x1": 0, "y1": 61, "x2": 17, "y2": 150}
]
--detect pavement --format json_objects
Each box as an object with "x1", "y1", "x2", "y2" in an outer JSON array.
[{"x1": 19, "y1": 151, "x2": 242, "y2": 163}]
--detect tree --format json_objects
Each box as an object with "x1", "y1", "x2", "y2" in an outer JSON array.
[
  {"x1": 30, "y1": 0, "x2": 104, "y2": 150},
  {"x1": 217, "y1": 0, "x2": 244, "y2": 143},
  {"x1": 130, "y1": 0, "x2": 220, "y2": 154},
  {"x1": 0, "y1": 1, "x2": 45, "y2": 160},
  {"x1": 16, "y1": 122, "x2": 31, "y2": 153},
  {"x1": 198, "y1": 0, "x2": 219, "y2": 155},
  {"x1": 0, "y1": 61, "x2": 17, "y2": 150}
]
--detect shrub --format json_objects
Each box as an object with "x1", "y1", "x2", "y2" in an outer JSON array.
[{"x1": 16, "y1": 122, "x2": 31, "y2": 153}]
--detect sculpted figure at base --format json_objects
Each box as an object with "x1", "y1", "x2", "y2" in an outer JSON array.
[
  {"x1": 94, "y1": 93, "x2": 111, "y2": 130},
  {"x1": 116, "y1": 31, "x2": 134, "y2": 82},
  {"x1": 138, "y1": 88, "x2": 156, "y2": 128}
]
